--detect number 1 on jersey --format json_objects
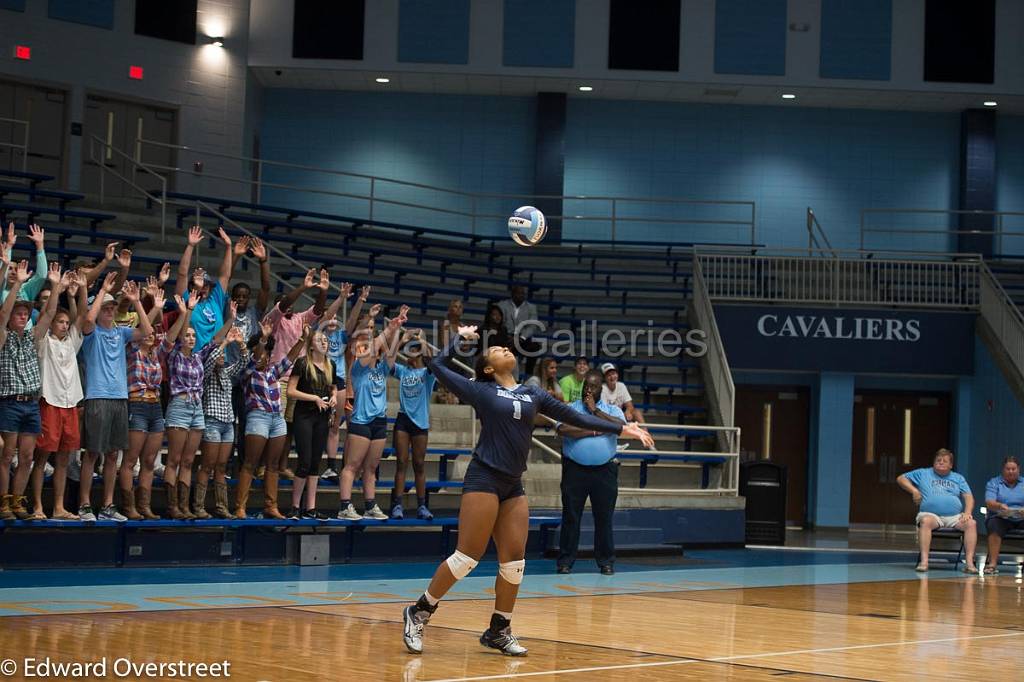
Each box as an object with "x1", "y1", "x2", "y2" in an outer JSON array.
[{"x1": 512, "y1": 400, "x2": 522, "y2": 420}]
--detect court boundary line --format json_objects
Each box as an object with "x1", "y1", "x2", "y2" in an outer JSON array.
[{"x1": 423, "y1": 631, "x2": 1024, "y2": 682}]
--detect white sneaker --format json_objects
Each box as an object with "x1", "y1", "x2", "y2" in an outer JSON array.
[
  {"x1": 364, "y1": 503, "x2": 388, "y2": 520},
  {"x1": 153, "y1": 464, "x2": 166, "y2": 479},
  {"x1": 43, "y1": 462, "x2": 54, "y2": 477},
  {"x1": 336, "y1": 503, "x2": 363, "y2": 521},
  {"x1": 320, "y1": 468, "x2": 339, "y2": 480},
  {"x1": 402, "y1": 605, "x2": 429, "y2": 654},
  {"x1": 77, "y1": 504, "x2": 97, "y2": 522},
  {"x1": 98, "y1": 505, "x2": 127, "y2": 522}
]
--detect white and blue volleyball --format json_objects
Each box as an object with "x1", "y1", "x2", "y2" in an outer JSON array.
[{"x1": 507, "y1": 206, "x2": 547, "y2": 247}]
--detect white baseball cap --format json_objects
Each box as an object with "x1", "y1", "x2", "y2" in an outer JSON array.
[{"x1": 600, "y1": 362, "x2": 616, "y2": 375}]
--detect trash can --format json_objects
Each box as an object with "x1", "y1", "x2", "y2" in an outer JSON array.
[{"x1": 740, "y1": 461, "x2": 787, "y2": 546}]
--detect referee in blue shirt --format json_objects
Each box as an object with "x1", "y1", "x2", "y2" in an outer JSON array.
[{"x1": 556, "y1": 369, "x2": 626, "y2": 575}]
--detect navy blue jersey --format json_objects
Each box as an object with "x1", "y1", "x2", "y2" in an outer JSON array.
[{"x1": 430, "y1": 338, "x2": 623, "y2": 476}]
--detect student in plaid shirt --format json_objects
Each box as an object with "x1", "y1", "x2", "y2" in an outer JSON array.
[
  {"x1": 163, "y1": 295, "x2": 237, "y2": 520},
  {"x1": 196, "y1": 325, "x2": 249, "y2": 519},
  {"x1": 0, "y1": 260, "x2": 64, "y2": 521},
  {"x1": 234, "y1": 321, "x2": 308, "y2": 519}
]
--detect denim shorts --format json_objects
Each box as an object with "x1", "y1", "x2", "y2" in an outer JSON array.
[
  {"x1": 165, "y1": 395, "x2": 205, "y2": 430},
  {"x1": 203, "y1": 417, "x2": 235, "y2": 443},
  {"x1": 0, "y1": 398, "x2": 41, "y2": 435},
  {"x1": 128, "y1": 401, "x2": 165, "y2": 433},
  {"x1": 246, "y1": 409, "x2": 287, "y2": 439}
]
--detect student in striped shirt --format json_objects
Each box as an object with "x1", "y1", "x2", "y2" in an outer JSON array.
[{"x1": 234, "y1": 321, "x2": 308, "y2": 519}]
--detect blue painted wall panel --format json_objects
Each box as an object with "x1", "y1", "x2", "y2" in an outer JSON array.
[
  {"x1": 398, "y1": 0, "x2": 470, "y2": 65},
  {"x1": 503, "y1": 0, "x2": 575, "y2": 68},
  {"x1": 969, "y1": 335, "x2": 1024, "y2": 503},
  {"x1": 260, "y1": 90, "x2": 535, "y2": 236},
  {"x1": 813, "y1": 373, "x2": 854, "y2": 527},
  {"x1": 714, "y1": 0, "x2": 786, "y2": 76},
  {"x1": 0, "y1": 0, "x2": 25, "y2": 12},
  {"x1": 48, "y1": 0, "x2": 114, "y2": 29},
  {"x1": 996, "y1": 116, "x2": 1024, "y2": 255},
  {"x1": 820, "y1": 0, "x2": 892, "y2": 80}
]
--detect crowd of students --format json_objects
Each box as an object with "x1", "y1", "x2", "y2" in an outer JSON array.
[{"x1": 0, "y1": 223, "x2": 649, "y2": 524}]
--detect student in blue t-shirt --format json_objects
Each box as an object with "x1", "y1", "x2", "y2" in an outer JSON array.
[
  {"x1": 389, "y1": 330, "x2": 437, "y2": 521},
  {"x1": 316, "y1": 283, "x2": 372, "y2": 481},
  {"x1": 897, "y1": 449, "x2": 978, "y2": 573},
  {"x1": 174, "y1": 225, "x2": 241, "y2": 351},
  {"x1": 336, "y1": 304, "x2": 407, "y2": 521},
  {"x1": 983, "y1": 455, "x2": 1024, "y2": 573}
]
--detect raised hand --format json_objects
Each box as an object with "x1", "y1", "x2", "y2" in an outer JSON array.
[
  {"x1": 226, "y1": 326, "x2": 244, "y2": 345},
  {"x1": 117, "y1": 248, "x2": 132, "y2": 269},
  {"x1": 301, "y1": 324, "x2": 312, "y2": 342},
  {"x1": 150, "y1": 286, "x2": 165, "y2": 310},
  {"x1": 66, "y1": 270, "x2": 82, "y2": 296},
  {"x1": 186, "y1": 290, "x2": 200, "y2": 310},
  {"x1": 187, "y1": 226, "x2": 203, "y2": 246},
  {"x1": 226, "y1": 300, "x2": 238, "y2": 320},
  {"x1": 249, "y1": 237, "x2": 268, "y2": 262},
  {"x1": 359, "y1": 285, "x2": 371, "y2": 302},
  {"x1": 217, "y1": 226, "x2": 231, "y2": 248},
  {"x1": 259, "y1": 320, "x2": 273, "y2": 339},
  {"x1": 233, "y1": 235, "x2": 249, "y2": 257},
  {"x1": 303, "y1": 268, "x2": 317, "y2": 289},
  {"x1": 158, "y1": 262, "x2": 171, "y2": 285},
  {"x1": 104, "y1": 242, "x2": 118, "y2": 262},
  {"x1": 621, "y1": 423, "x2": 654, "y2": 449},
  {"x1": 14, "y1": 260, "x2": 30, "y2": 283},
  {"x1": 318, "y1": 268, "x2": 330, "y2": 291},
  {"x1": 191, "y1": 267, "x2": 206, "y2": 290},
  {"x1": 173, "y1": 294, "x2": 186, "y2": 311},
  {"x1": 27, "y1": 223, "x2": 44, "y2": 248},
  {"x1": 339, "y1": 282, "x2": 353, "y2": 298},
  {"x1": 121, "y1": 280, "x2": 140, "y2": 302},
  {"x1": 59, "y1": 271, "x2": 74, "y2": 292},
  {"x1": 101, "y1": 271, "x2": 118, "y2": 293},
  {"x1": 5, "y1": 222, "x2": 15, "y2": 250},
  {"x1": 368, "y1": 303, "x2": 382, "y2": 318},
  {"x1": 456, "y1": 325, "x2": 479, "y2": 341},
  {"x1": 144, "y1": 275, "x2": 160, "y2": 297},
  {"x1": 46, "y1": 261, "x2": 61, "y2": 285}
]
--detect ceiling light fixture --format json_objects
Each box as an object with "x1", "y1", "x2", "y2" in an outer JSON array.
[
  {"x1": 781, "y1": 93, "x2": 796, "y2": 100},
  {"x1": 375, "y1": 77, "x2": 390, "y2": 84},
  {"x1": 983, "y1": 100, "x2": 997, "y2": 107},
  {"x1": 211, "y1": 37, "x2": 224, "y2": 47},
  {"x1": 578, "y1": 85, "x2": 593, "y2": 92}
]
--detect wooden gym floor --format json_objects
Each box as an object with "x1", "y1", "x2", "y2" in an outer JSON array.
[{"x1": 1, "y1": 548, "x2": 1022, "y2": 681}]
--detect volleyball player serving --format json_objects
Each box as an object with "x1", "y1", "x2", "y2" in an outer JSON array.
[{"x1": 402, "y1": 325, "x2": 654, "y2": 656}]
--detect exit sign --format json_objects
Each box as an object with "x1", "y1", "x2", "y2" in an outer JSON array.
[
  {"x1": 14, "y1": 45, "x2": 30, "y2": 60},
  {"x1": 128, "y1": 65, "x2": 143, "y2": 80}
]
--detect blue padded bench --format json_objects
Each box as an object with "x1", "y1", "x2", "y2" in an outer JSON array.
[
  {"x1": 0, "y1": 201, "x2": 116, "y2": 229},
  {"x1": 0, "y1": 184, "x2": 85, "y2": 209},
  {"x1": 6, "y1": 221, "x2": 148, "y2": 250},
  {"x1": 0, "y1": 169, "x2": 53, "y2": 189}
]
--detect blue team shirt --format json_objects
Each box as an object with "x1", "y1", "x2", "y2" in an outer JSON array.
[
  {"x1": 904, "y1": 467, "x2": 972, "y2": 516},
  {"x1": 984, "y1": 476, "x2": 1024, "y2": 508},
  {"x1": 392, "y1": 363, "x2": 436, "y2": 430},
  {"x1": 183, "y1": 282, "x2": 227, "y2": 351},
  {"x1": 326, "y1": 328, "x2": 348, "y2": 380},
  {"x1": 558, "y1": 400, "x2": 624, "y2": 466},
  {"x1": 429, "y1": 338, "x2": 623, "y2": 477},
  {"x1": 81, "y1": 324, "x2": 135, "y2": 399},
  {"x1": 349, "y1": 357, "x2": 389, "y2": 424}
]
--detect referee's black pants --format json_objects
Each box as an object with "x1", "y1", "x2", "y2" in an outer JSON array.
[{"x1": 558, "y1": 458, "x2": 619, "y2": 569}]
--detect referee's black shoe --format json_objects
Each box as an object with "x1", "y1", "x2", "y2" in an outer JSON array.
[
  {"x1": 556, "y1": 565, "x2": 571, "y2": 575},
  {"x1": 599, "y1": 565, "x2": 615, "y2": 576}
]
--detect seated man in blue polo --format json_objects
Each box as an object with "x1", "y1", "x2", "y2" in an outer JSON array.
[
  {"x1": 896, "y1": 448, "x2": 978, "y2": 573},
  {"x1": 555, "y1": 369, "x2": 626, "y2": 576},
  {"x1": 983, "y1": 455, "x2": 1024, "y2": 574}
]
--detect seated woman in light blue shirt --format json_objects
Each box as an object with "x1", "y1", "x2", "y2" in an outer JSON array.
[
  {"x1": 896, "y1": 448, "x2": 978, "y2": 573},
  {"x1": 983, "y1": 456, "x2": 1024, "y2": 573}
]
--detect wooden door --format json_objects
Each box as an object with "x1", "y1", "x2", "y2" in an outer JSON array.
[
  {"x1": 849, "y1": 392, "x2": 951, "y2": 527},
  {"x1": 735, "y1": 386, "x2": 810, "y2": 525}
]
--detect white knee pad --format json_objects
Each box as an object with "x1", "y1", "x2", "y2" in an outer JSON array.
[
  {"x1": 498, "y1": 559, "x2": 525, "y2": 585},
  {"x1": 446, "y1": 550, "x2": 478, "y2": 580}
]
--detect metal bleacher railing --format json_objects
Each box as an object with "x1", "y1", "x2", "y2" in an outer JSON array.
[
  {"x1": 132, "y1": 136, "x2": 757, "y2": 246},
  {"x1": 0, "y1": 116, "x2": 29, "y2": 175},
  {"x1": 860, "y1": 207, "x2": 1024, "y2": 255},
  {"x1": 979, "y1": 262, "x2": 1024, "y2": 388},
  {"x1": 806, "y1": 207, "x2": 836, "y2": 258}
]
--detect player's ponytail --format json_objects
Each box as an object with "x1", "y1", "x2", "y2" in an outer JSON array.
[{"x1": 474, "y1": 354, "x2": 496, "y2": 383}]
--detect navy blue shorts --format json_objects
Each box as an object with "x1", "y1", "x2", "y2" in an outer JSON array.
[
  {"x1": 348, "y1": 416, "x2": 388, "y2": 441},
  {"x1": 394, "y1": 412, "x2": 428, "y2": 437},
  {"x1": 986, "y1": 515, "x2": 1024, "y2": 537},
  {"x1": 462, "y1": 457, "x2": 525, "y2": 502}
]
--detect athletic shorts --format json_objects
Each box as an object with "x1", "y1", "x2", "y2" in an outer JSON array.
[
  {"x1": 462, "y1": 457, "x2": 525, "y2": 502},
  {"x1": 84, "y1": 399, "x2": 128, "y2": 453},
  {"x1": 334, "y1": 377, "x2": 347, "y2": 391},
  {"x1": 348, "y1": 416, "x2": 388, "y2": 441},
  {"x1": 916, "y1": 512, "x2": 965, "y2": 529},
  {"x1": 986, "y1": 515, "x2": 1024, "y2": 537},
  {"x1": 38, "y1": 400, "x2": 79, "y2": 452},
  {"x1": 394, "y1": 412, "x2": 428, "y2": 437}
]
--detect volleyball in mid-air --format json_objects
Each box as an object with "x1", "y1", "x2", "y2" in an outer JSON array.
[{"x1": 507, "y1": 206, "x2": 547, "y2": 247}]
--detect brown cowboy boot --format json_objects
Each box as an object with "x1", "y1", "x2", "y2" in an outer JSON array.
[
  {"x1": 234, "y1": 468, "x2": 253, "y2": 519},
  {"x1": 11, "y1": 495, "x2": 29, "y2": 520},
  {"x1": 0, "y1": 494, "x2": 15, "y2": 520},
  {"x1": 262, "y1": 469, "x2": 285, "y2": 519},
  {"x1": 213, "y1": 481, "x2": 231, "y2": 518},
  {"x1": 120, "y1": 486, "x2": 142, "y2": 521},
  {"x1": 135, "y1": 486, "x2": 159, "y2": 520},
  {"x1": 177, "y1": 481, "x2": 195, "y2": 520},
  {"x1": 164, "y1": 481, "x2": 185, "y2": 520},
  {"x1": 192, "y1": 480, "x2": 211, "y2": 519}
]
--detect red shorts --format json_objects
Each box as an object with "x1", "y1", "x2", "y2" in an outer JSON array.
[{"x1": 38, "y1": 400, "x2": 81, "y2": 453}]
